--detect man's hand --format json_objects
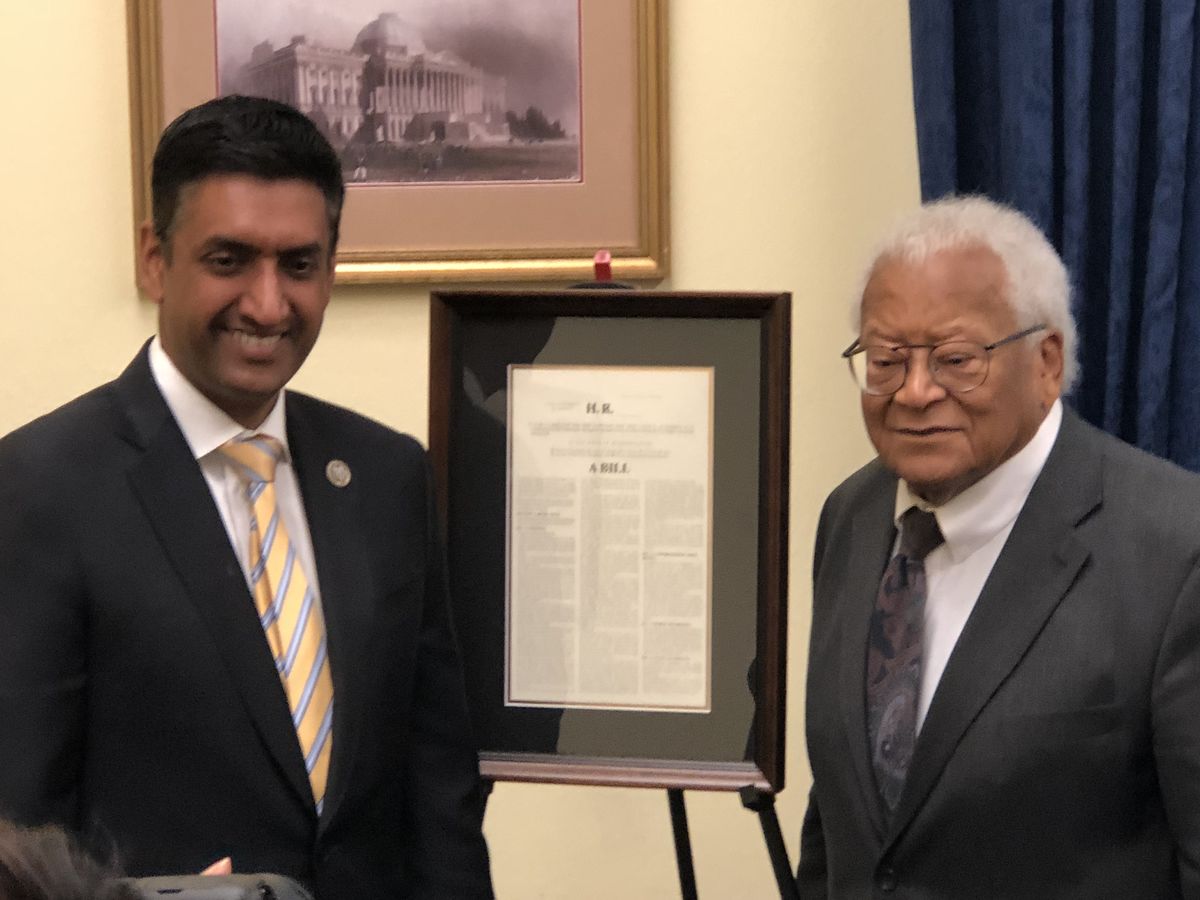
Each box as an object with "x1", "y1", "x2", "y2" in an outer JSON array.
[{"x1": 201, "y1": 857, "x2": 233, "y2": 876}]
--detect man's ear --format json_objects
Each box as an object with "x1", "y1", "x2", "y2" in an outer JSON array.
[
  {"x1": 1037, "y1": 330, "x2": 1065, "y2": 406},
  {"x1": 137, "y1": 221, "x2": 167, "y2": 304},
  {"x1": 323, "y1": 253, "x2": 337, "y2": 296},
  {"x1": 322, "y1": 245, "x2": 338, "y2": 296}
]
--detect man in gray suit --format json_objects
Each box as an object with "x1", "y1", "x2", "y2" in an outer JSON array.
[{"x1": 800, "y1": 196, "x2": 1200, "y2": 897}]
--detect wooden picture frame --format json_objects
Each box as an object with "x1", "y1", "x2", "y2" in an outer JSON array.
[
  {"x1": 428, "y1": 289, "x2": 790, "y2": 793},
  {"x1": 126, "y1": 1, "x2": 669, "y2": 284}
]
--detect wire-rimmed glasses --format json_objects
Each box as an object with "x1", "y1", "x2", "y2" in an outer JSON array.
[{"x1": 842, "y1": 324, "x2": 1047, "y2": 396}]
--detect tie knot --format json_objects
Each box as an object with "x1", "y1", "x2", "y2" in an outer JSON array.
[
  {"x1": 898, "y1": 507, "x2": 943, "y2": 561},
  {"x1": 220, "y1": 434, "x2": 284, "y2": 485}
]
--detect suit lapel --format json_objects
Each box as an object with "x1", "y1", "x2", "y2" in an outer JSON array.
[
  {"x1": 286, "y1": 398, "x2": 375, "y2": 829},
  {"x1": 886, "y1": 412, "x2": 1101, "y2": 844},
  {"x1": 837, "y1": 473, "x2": 898, "y2": 841},
  {"x1": 115, "y1": 348, "x2": 314, "y2": 810}
]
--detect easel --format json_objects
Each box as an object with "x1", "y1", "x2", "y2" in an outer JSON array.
[
  {"x1": 666, "y1": 786, "x2": 798, "y2": 900},
  {"x1": 445, "y1": 270, "x2": 794, "y2": 897},
  {"x1": 483, "y1": 778, "x2": 797, "y2": 898}
]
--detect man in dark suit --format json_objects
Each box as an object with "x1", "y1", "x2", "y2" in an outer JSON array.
[
  {"x1": 0, "y1": 96, "x2": 493, "y2": 898},
  {"x1": 800, "y1": 196, "x2": 1200, "y2": 897}
]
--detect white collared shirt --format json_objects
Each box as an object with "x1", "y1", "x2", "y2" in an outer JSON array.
[
  {"x1": 896, "y1": 400, "x2": 1064, "y2": 731},
  {"x1": 148, "y1": 337, "x2": 324, "y2": 604}
]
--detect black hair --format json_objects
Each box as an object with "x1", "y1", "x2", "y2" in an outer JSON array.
[{"x1": 150, "y1": 95, "x2": 345, "y2": 255}]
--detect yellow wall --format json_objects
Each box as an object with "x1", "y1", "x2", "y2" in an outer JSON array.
[{"x1": 0, "y1": 2, "x2": 917, "y2": 895}]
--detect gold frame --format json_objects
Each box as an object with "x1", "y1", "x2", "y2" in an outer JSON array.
[{"x1": 126, "y1": 1, "x2": 669, "y2": 284}]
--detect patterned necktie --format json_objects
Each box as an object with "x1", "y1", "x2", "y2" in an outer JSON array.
[
  {"x1": 220, "y1": 435, "x2": 334, "y2": 812},
  {"x1": 866, "y1": 506, "x2": 944, "y2": 812}
]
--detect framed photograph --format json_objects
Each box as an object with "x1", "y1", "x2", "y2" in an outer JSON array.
[
  {"x1": 428, "y1": 290, "x2": 791, "y2": 793},
  {"x1": 126, "y1": 1, "x2": 668, "y2": 284}
]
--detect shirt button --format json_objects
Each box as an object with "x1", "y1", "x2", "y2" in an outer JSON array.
[{"x1": 878, "y1": 866, "x2": 898, "y2": 892}]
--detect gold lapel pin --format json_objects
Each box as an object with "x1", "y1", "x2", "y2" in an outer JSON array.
[{"x1": 326, "y1": 459, "x2": 352, "y2": 488}]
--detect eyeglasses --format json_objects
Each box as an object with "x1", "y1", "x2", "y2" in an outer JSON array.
[{"x1": 842, "y1": 324, "x2": 1047, "y2": 396}]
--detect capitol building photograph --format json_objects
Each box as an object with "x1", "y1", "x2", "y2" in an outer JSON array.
[{"x1": 218, "y1": 6, "x2": 581, "y2": 184}]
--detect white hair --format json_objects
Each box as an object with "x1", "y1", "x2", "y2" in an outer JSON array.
[{"x1": 855, "y1": 195, "x2": 1079, "y2": 393}]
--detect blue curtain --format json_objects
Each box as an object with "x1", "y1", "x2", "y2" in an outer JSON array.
[{"x1": 909, "y1": 0, "x2": 1200, "y2": 470}]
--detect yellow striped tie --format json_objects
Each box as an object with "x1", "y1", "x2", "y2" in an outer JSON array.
[{"x1": 221, "y1": 435, "x2": 334, "y2": 812}]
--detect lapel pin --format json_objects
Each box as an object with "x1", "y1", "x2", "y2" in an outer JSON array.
[{"x1": 326, "y1": 459, "x2": 352, "y2": 488}]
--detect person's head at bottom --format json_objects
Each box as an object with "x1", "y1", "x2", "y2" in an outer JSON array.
[{"x1": 0, "y1": 820, "x2": 137, "y2": 900}]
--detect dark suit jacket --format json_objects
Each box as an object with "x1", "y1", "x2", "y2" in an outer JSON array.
[
  {"x1": 0, "y1": 347, "x2": 493, "y2": 899},
  {"x1": 800, "y1": 410, "x2": 1200, "y2": 898}
]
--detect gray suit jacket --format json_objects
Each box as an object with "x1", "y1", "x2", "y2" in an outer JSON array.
[
  {"x1": 800, "y1": 410, "x2": 1200, "y2": 898},
  {"x1": 0, "y1": 346, "x2": 493, "y2": 899}
]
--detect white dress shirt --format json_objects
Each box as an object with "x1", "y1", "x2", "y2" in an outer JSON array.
[
  {"x1": 897, "y1": 399, "x2": 1063, "y2": 731},
  {"x1": 148, "y1": 337, "x2": 324, "y2": 605}
]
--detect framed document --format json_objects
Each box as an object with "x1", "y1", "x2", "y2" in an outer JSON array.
[
  {"x1": 507, "y1": 364, "x2": 714, "y2": 714},
  {"x1": 429, "y1": 290, "x2": 790, "y2": 792}
]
